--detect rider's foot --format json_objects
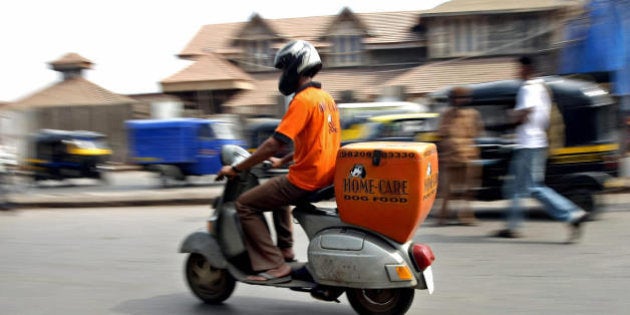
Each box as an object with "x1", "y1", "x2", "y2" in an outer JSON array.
[{"x1": 246, "y1": 263, "x2": 292, "y2": 282}]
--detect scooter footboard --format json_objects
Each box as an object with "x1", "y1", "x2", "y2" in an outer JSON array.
[
  {"x1": 179, "y1": 230, "x2": 228, "y2": 269},
  {"x1": 307, "y1": 228, "x2": 419, "y2": 289}
]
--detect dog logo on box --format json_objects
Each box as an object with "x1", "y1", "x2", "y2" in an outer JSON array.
[{"x1": 349, "y1": 164, "x2": 366, "y2": 178}]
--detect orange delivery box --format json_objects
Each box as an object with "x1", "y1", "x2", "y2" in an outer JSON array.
[{"x1": 334, "y1": 141, "x2": 438, "y2": 243}]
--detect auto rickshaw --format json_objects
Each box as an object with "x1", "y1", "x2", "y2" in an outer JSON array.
[
  {"x1": 26, "y1": 129, "x2": 112, "y2": 182},
  {"x1": 243, "y1": 118, "x2": 293, "y2": 161},
  {"x1": 338, "y1": 101, "x2": 427, "y2": 143},
  {"x1": 350, "y1": 112, "x2": 441, "y2": 144},
  {"x1": 243, "y1": 118, "x2": 282, "y2": 153},
  {"x1": 429, "y1": 76, "x2": 620, "y2": 215}
]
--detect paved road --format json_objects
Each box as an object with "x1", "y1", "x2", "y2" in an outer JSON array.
[
  {"x1": 8, "y1": 170, "x2": 220, "y2": 193},
  {"x1": 1, "y1": 203, "x2": 629, "y2": 315},
  {"x1": 3, "y1": 171, "x2": 224, "y2": 207}
]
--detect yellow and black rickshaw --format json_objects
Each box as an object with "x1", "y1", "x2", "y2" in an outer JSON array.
[
  {"x1": 26, "y1": 129, "x2": 112, "y2": 182},
  {"x1": 356, "y1": 112, "x2": 441, "y2": 143},
  {"x1": 430, "y1": 76, "x2": 620, "y2": 215}
]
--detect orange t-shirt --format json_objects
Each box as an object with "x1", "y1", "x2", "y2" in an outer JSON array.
[{"x1": 275, "y1": 83, "x2": 341, "y2": 191}]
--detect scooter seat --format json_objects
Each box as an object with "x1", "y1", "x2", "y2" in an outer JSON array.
[{"x1": 300, "y1": 185, "x2": 335, "y2": 204}]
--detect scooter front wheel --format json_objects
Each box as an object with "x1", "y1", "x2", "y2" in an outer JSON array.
[
  {"x1": 185, "y1": 253, "x2": 236, "y2": 304},
  {"x1": 346, "y1": 287, "x2": 415, "y2": 315}
]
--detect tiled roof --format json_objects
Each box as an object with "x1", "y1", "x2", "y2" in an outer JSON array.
[
  {"x1": 177, "y1": 22, "x2": 244, "y2": 58},
  {"x1": 179, "y1": 10, "x2": 424, "y2": 57},
  {"x1": 49, "y1": 52, "x2": 93, "y2": 67},
  {"x1": 161, "y1": 53, "x2": 253, "y2": 84},
  {"x1": 223, "y1": 66, "x2": 409, "y2": 107},
  {"x1": 421, "y1": 0, "x2": 579, "y2": 16},
  {"x1": 359, "y1": 11, "x2": 424, "y2": 44},
  {"x1": 384, "y1": 57, "x2": 519, "y2": 95},
  {"x1": 9, "y1": 77, "x2": 136, "y2": 109},
  {"x1": 272, "y1": 15, "x2": 330, "y2": 41},
  {"x1": 319, "y1": 67, "x2": 409, "y2": 99},
  {"x1": 222, "y1": 74, "x2": 277, "y2": 107}
]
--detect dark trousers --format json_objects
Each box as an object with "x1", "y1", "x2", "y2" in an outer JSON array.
[{"x1": 235, "y1": 175, "x2": 310, "y2": 271}]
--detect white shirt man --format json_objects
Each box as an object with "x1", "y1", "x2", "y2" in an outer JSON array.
[
  {"x1": 514, "y1": 78, "x2": 550, "y2": 149},
  {"x1": 496, "y1": 56, "x2": 587, "y2": 242}
]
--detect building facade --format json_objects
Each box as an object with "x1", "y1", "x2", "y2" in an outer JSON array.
[{"x1": 161, "y1": 0, "x2": 583, "y2": 117}]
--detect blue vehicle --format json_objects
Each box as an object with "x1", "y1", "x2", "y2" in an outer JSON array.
[{"x1": 126, "y1": 118, "x2": 245, "y2": 187}]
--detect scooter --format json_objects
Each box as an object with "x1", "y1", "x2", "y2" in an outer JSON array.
[{"x1": 180, "y1": 144, "x2": 436, "y2": 315}]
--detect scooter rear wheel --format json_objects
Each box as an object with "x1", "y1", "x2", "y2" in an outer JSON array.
[
  {"x1": 346, "y1": 287, "x2": 415, "y2": 315},
  {"x1": 185, "y1": 253, "x2": 236, "y2": 304}
]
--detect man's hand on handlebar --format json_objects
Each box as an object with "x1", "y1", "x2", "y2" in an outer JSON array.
[
  {"x1": 215, "y1": 158, "x2": 277, "y2": 181},
  {"x1": 215, "y1": 165, "x2": 238, "y2": 181},
  {"x1": 268, "y1": 157, "x2": 284, "y2": 169}
]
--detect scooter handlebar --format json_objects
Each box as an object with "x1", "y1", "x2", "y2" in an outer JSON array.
[{"x1": 261, "y1": 160, "x2": 273, "y2": 170}]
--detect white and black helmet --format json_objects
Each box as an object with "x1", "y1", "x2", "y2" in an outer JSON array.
[{"x1": 274, "y1": 40, "x2": 322, "y2": 95}]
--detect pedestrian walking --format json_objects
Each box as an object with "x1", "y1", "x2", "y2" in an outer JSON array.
[
  {"x1": 436, "y1": 86, "x2": 484, "y2": 226},
  {"x1": 495, "y1": 56, "x2": 589, "y2": 242}
]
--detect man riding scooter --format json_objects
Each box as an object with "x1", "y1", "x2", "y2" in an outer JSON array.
[
  {"x1": 183, "y1": 44, "x2": 437, "y2": 312},
  {"x1": 216, "y1": 40, "x2": 341, "y2": 284}
]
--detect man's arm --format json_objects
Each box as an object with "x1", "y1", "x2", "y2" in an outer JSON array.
[
  {"x1": 236, "y1": 136, "x2": 285, "y2": 170},
  {"x1": 216, "y1": 136, "x2": 286, "y2": 180},
  {"x1": 511, "y1": 84, "x2": 535, "y2": 125},
  {"x1": 473, "y1": 109, "x2": 485, "y2": 137},
  {"x1": 509, "y1": 107, "x2": 532, "y2": 125},
  {"x1": 437, "y1": 109, "x2": 453, "y2": 139},
  {"x1": 270, "y1": 152, "x2": 294, "y2": 168}
]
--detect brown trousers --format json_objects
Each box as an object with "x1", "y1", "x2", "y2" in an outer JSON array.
[
  {"x1": 235, "y1": 175, "x2": 310, "y2": 271},
  {"x1": 438, "y1": 161, "x2": 479, "y2": 224}
]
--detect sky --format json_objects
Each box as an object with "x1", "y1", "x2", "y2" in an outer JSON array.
[{"x1": 0, "y1": 0, "x2": 449, "y2": 102}]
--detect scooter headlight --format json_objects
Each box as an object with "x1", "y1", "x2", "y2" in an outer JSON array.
[{"x1": 220, "y1": 145, "x2": 250, "y2": 166}]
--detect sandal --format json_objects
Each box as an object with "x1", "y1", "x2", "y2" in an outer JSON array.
[
  {"x1": 245, "y1": 264, "x2": 292, "y2": 284},
  {"x1": 244, "y1": 272, "x2": 291, "y2": 284}
]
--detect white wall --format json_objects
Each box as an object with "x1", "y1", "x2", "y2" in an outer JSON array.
[
  {"x1": 151, "y1": 101, "x2": 182, "y2": 119},
  {"x1": 0, "y1": 108, "x2": 36, "y2": 162}
]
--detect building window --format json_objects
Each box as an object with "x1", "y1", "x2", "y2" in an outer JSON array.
[
  {"x1": 487, "y1": 14, "x2": 545, "y2": 55},
  {"x1": 451, "y1": 18, "x2": 482, "y2": 56},
  {"x1": 519, "y1": 15, "x2": 548, "y2": 51},
  {"x1": 435, "y1": 14, "x2": 546, "y2": 57},
  {"x1": 244, "y1": 40, "x2": 272, "y2": 70},
  {"x1": 329, "y1": 35, "x2": 363, "y2": 67},
  {"x1": 430, "y1": 20, "x2": 450, "y2": 57}
]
